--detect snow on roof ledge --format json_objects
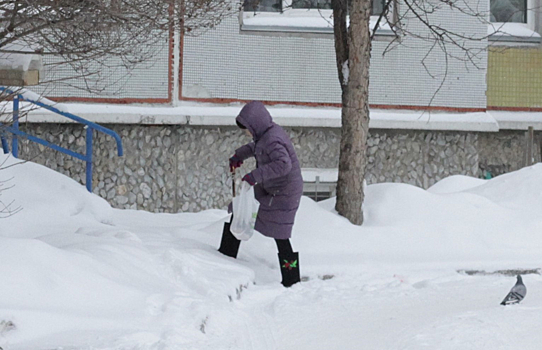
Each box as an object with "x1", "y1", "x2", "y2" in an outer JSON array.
[
  {"x1": 0, "y1": 43, "x2": 43, "y2": 86},
  {"x1": 368, "y1": 110, "x2": 498, "y2": 132},
  {"x1": 488, "y1": 23, "x2": 541, "y2": 43},
  {"x1": 488, "y1": 111, "x2": 542, "y2": 130},
  {"x1": 0, "y1": 88, "x2": 70, "y2": 113},
  {"x1": 0, "y1": 52, "x2": 42, "y2": 72},
  {"x1": 7, "y1": 102, "x2": 501, "y2": 132},
  {"x1": 19, "y1": 88, "x2": 69, "y2": 113}
]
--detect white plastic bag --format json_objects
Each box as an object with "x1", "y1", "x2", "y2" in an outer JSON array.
[{"x1": 231, "y1": 182, "x2": 260, "y2": 241}]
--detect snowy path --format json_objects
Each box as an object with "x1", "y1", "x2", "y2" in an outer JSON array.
[{"x1": 235, "y1": 272, "x2": 542, "y2": 350}]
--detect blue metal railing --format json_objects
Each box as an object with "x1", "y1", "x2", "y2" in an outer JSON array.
[{"x1": 0, "y1": 87, "x2": 123, "y2": 192}]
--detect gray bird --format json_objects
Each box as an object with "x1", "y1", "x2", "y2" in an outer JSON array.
[{"x1": 500, "y1": 275, "x2": 527, "y2": 305}]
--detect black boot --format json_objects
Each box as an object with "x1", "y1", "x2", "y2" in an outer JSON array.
[
  {"x1": 218, "y1": 222, "x2": 241, "y2": 258},
  {"x1": 278, "y1": 252, "x2": 300, "y2": 287}
]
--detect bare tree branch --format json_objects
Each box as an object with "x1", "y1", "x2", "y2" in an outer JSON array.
[{"x1": 0, "y1": 0, "x2": 239, "y2": 94}]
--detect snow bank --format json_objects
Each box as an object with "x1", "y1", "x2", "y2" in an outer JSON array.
[
  {"x1": 0, "y1": 153, "x2": 113, "y2": 238},
  {"x1": 0, "y1": 153, "x2": 255, "y2": 349},
  {"x1": 294, "y1": 164, "x2": 542, "y2": 268},
  {"x1": 2, "y1": 152, "x2": 542, "y2": 349},
  {"x1": 427, "y1": 174, "x2": 487, "y2": 194}
]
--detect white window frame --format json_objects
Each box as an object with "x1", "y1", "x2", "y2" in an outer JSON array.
[
  {"x1": 488, "y1": 0, "x2": 540, "y2": 43},
  {"x1": 490, "y1": 0, "x2": 535, "y2": 31},
  {"x1": 526, "y1": 0, "x2": 536, "y2": 29}
]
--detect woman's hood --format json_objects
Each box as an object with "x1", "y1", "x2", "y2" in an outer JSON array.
[{"x1": 236, "y1": 101, "x2": 273, "y2": 140}]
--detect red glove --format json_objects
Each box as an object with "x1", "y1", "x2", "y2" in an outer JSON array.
[
  {"x1": 229, "y1": 154, "x2": 243, "y2": 172},
  {"x1": 242, "y1": 173, "x2": 256, "y2": 186}
]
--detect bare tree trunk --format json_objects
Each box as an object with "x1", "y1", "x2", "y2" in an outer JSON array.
[{"x1": 333, "y1": 0, "x2": 372, "y2": 225}]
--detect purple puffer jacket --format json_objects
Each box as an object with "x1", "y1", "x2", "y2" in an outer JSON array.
[{"x1": 235, "y1": 101, "x2": 303, "y2": 240}]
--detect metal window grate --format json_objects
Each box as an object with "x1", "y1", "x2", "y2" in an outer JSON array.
[{"x1": 303, "y1": 175, "x2": 336, "y2": 202}]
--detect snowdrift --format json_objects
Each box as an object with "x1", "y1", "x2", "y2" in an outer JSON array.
[{"x1": 2, "y1": 152, "x2": 542, "y2": 349}]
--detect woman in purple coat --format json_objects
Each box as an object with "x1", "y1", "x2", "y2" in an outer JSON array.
[{"x1": 219, "y1": 101, "x2": 303, "y2": 287}]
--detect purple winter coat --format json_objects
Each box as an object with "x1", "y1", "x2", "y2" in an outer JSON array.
[{"x1": 235, "y1": 101, "x2": 303, "y2": 240}]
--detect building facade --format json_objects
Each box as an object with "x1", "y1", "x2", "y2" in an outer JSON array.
[{"x1": 6, "y1": 0, "x2": 542, "y2": 211}]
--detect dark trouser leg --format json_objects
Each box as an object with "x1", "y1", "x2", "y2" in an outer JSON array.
[
  {"x1": 218, "y1": 219, "x2": 241, "y2": 258},
  {"x1": 275, "y1": 238, "x2": 294, "y2": 255},
  {"x1": 276, "y1": 239, "x2": 300, "y2": 287}
]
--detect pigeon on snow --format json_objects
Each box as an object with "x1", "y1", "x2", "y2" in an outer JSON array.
[{"x1": 500, "y1": 275, "x2": 526, "y2": 305}]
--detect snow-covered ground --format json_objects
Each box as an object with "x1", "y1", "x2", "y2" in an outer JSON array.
[{"x1": 1, "y1": 153, "x2": 542, "y2": 350}]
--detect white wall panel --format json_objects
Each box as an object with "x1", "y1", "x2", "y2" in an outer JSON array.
[{"x1": 183, "y1": 0, "x2": 488, "y2": 109}]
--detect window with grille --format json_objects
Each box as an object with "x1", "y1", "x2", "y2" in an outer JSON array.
[{"x1": 243, "y1": 0, "x2": 387, "y2": 15}]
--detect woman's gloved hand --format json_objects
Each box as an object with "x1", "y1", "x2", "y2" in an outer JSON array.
[
  {"x1": 229, "y1": 154, "x2": 243, "y2": 172},
  {"x1": 242, "y1": 173, "x2": 256, "y2": 186}
]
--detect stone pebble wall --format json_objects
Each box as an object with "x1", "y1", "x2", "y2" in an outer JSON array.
[
  {"x1": 12, "y1": 124, "x2": 529, "y2": 213},
  {"x1": 478, "y1": 130, "x2": 540, "y2": 177}
]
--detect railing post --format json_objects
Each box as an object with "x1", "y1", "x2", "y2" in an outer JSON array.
[
  {"x1": 1, "y1": 132, "x2": 8, "y2": 154},
  {"x1": 85, "y1": 126, "x2": 93, "y2": 192},
  {"x1": 0, "y1": 87, "x2": 123, "y2": 193},
  {"x1": 12, "y1": 95, "x2": 19, "y2": 158}
]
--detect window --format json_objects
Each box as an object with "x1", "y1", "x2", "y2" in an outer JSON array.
[
  {"x1": 488, "y1": 0, "x2": 539, "y2": 43},
  {"x1": 301, "y1": 168, "x2": 338, "y2": 202},
  {"x1": 292, "y1": 0, "x2": 332, "y2": 10},
  {"x1": 490, "y1": 0, "x2": 527, "y2": 23},
  {"x1": 243, "y1": 0, "x2": 386, "y2": 15},
  {"x1": 240, "y1": 0, "x2": 396, "y2": 37},
  {"x1": 302, "y1": 176, "x2": 336, "y2": 202}
]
